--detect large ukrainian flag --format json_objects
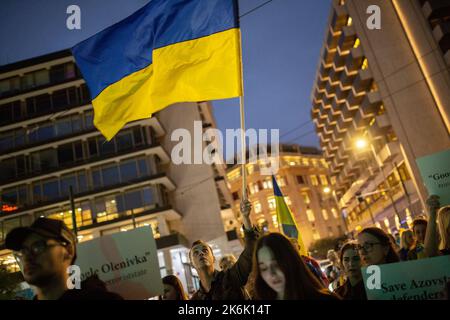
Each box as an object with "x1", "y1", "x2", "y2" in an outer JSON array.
[
  {"x1": 72, "y1": 0, "x2": 242, "y2": 140},
  {"x1": 272, "y1": 175, "x2": 308, "y2": 256}
]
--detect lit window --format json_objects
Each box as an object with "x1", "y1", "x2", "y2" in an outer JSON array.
[
  {"x1": 284, "y1": 196, "x2": 291, "y2": 206},
  {"x1": 272, "y1": 214, "x2": 279, "y2": 227},
  {"x1": 302, "y1": 158, "x2": 309, "y2": 166},
  {"x1": 319, "y1": 175, "x2": 328, "y2": 186},
  {"x1": 276, "y1": 175, "x2": 286, "y2": 187},
  {"x1": 313, "y1": 229, "x2": 320, "y2": 240},
  {"x1": 310, "y1": 175, "x2": 319, "y2": 186},
  {"x1": 262, "y1": 178, "x2": 273, "y2": 189},
  {"x1": 302, "y1": 192, "x2": 311, "y2": 205},
  {"x1": 353, "y1": 38, "x2": 360, "y2": 48},
  {"x1": 331, "y1": 208, "x2": 339, "y2": 219},
  {"x1": 384, "y1": 218, "x2": 390, "y2": 228},
  {"x1": 306, "y1": 209, "x2": 315, "y2": 222},
  {"x1": 361, "y1": 58, "x2": 368, "y2": 70},
  {"x1": 268, "y1": 197, "x2": 276, "y2": 210},
  {"x1": 322, "y1": 209, "x2": 329, "y2": 220},
  {"x1": 346, "y1": 16, "x2": 353, "y2": 26},
  {"x1": 254, "y1": 201, "x2": 262, "y2": 214},
  {"x1": 227, "y1": 169, "x2": 241, "y2": 182}
]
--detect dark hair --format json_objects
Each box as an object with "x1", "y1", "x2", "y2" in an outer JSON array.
[
  {"x1": 358, "y1": 227, "x2": 400, "y2": 264},
  {"x1": 162, "y1": 275, "x2": 188, "y2": 300},
  {"x1": 339, "y1": 241, "x2": 359, "y2": 264},
  {"x1": 253, "y1": 233, "x2": 336, "y2": 300},
  {"x1": 412, "y1": 218, "x2": 427, "y2": 230}
]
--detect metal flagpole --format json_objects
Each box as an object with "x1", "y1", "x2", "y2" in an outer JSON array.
[
  {"x1": 69, "y1": 186, "x2": 78, "y2": 242},
  {"x1": 237, "y1": 14, "x2": 247, "y2": 201}
]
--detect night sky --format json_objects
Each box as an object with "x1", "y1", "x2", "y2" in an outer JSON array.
[{"x1": 1, "y1": 0, "x2": 332, "y2": 154}]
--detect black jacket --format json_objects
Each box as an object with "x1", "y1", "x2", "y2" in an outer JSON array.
[{"x1": 190, "y1": 226, "x2": 259, "y2": 300}]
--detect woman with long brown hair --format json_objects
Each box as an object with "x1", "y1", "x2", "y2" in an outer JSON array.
[
  {"x1": 252, "y1": 232, "x2": 340, "y2": 300},
  {"x1": 160, "y1": 275, "x2": 188, "y2": 300},
  {"x1": 357, "y1": 227, "x2": 400, "y2": 265}
]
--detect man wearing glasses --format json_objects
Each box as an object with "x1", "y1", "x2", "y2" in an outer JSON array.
[{"x1": 5, "y1": 217, "x2": 122, "y2": 300}]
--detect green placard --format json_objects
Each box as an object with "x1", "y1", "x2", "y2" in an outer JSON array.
[
  {"x1": 416, "y1": 148, "x2": 450, "y2": 206},
  {"x1": 362, "y1": 256, "x2": 450, "y2": 300}
]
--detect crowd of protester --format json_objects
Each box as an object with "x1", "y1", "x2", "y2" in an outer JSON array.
[{"x1": 3, "y1": 194, "x2": 449, "y2": 300}]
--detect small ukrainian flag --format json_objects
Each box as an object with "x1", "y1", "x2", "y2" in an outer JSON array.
[
  {"x1": 72, "y1": 0, "x2": 242, "y2": 140},
  {"x1": 272, "y1": 175, "x2": 308, "y2": 256}
]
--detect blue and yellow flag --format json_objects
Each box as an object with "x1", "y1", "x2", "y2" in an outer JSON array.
[
  {"x1": 272, "y1": 175, "x2": 308, "y2": 256},
  {"x1": 72, "y1": 0, "x2": 242, "y2": 140}
]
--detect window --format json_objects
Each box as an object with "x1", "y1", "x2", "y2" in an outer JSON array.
[
  {"x1": 319, "y1": 175, "x2": 328, "y2": 186},
  {"x1": 322, "y1": 209, "x2": 329, "y2": 220},
  {"x1": 99, "y1": 138, "x2": 115, "y2": 155},
  {"x1": 92, "y1": 169, "x2": 102, "y2": 187},
  {"x1": 306, "y1": 209, "x2": 315, "y2": 222},
  {"x1": 84, "y1": 112, "x2": 94, "y2": 129},
  {"x1": 42, "y1": 179, "x2": 60, "y2": 201},
  {"x1": 88, "y1": 139, "x2": 98, "y2": 157},
  {"x1": 268, "y1": 197, "x2": 276, "y2": 210},
  {"x1": 65, "y1": 63, "x2": 76, "y2": 79},
  {"x1": 50, "y1": 64, "x2": 66, "y2": 83},
  {"x1": 331, "y1": 208, "x2": 339, "y2": 219},
  {"x1": 120, "y1": 161, "x2": 138, "y2": 181},
  {"x1": 102, "y1": 166, "x2": 120, "y2": 186},
  {"x1": 124, "y1": 190, "x2": 142, "y2": 210},
  {"x1": 276, "y1": 175, "x2": 286, "y2": 187},
  {"x1": 116, "y1": 131, "x2": 133, "y2": 151},
  {"x1": 254, "y1": 201, "x2": 262, "y2": 214},
  {"x1": 142, "y1": 187, "x2": 155, "y2": 207},
  {"x1": 78, "y1": 172, "x2": 87, "y2": 192},
  {"x1": 60, "y1": 174, "x2": 77, "y2": 196},
  {"x1": 56, "y1": 117, "x2": 72, "y2": 136},
  {"x1": 35, "y1": 94, "x2": 52, "y2": 112},
  {"x1": 296, "y1": 175, "x2": 305, "y2": 184},
  {"x1": 302, "y1": 192, "x2": 311, "y2": 205},
  {"x1": 34, "y1": 148, "x2": 58, "y2": 171},
  {"x1": 310, "y1": 175, "x2": 319, "y2": 186},
  {"x1": 353, "y1": 38, "x2": 360, "y2": 48},
  {"x1": 302, "y1": 158, "x2": 309, "y2": 166},
  {"x1": 249, "y1": 182, "x2": 259, "y2": 195},
  {"x1": 232, "y1": 192, "x2": 239, "y2": 201},
  {"x1": 33, "y1": 69, "x2": 49, "y2": 87},
  {"x1": 52, "y1": 89, "x2": 69, "y2": 109},
  {"x1": 138, "y1": 158, "x2": 148, "y2": 175},
  {"x1": 361, "y1": 58, "x2": 368, "y2": 70},
  {"x1": 58, "y1": 143, "x2": 75, "y2": 165},
  {"x1": 284, "y1": 196, "x2": 291, "y2": 206},
  {"x1": 346, "y1": 16, "x2": 352, "y2": 26},
  {"x1": 262, "y1": 178, "x2": 272, "y2": 189}
]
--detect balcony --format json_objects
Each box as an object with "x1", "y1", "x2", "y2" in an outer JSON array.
[
  {"x1": 335, "y1": 85, "x2": 350, "y2": 101},
  {"x1": 378, "y1": 141, "x2": 400, "y2": 165},
  {"x1": 337, "y1": 26, "x2": 357, "y2": 54},
  {"x1": 344, "y1": 47, "x2": 364, "y2": 73},
  {"x1": 326, "y1": 28, "x2": 340, "y2": 50},
  {"x1": 329, "y1": 68, "x2": 343, "y2": 83},
  {"x1": 330, "y1": 4, "x2": 349, "y2": 33},
  {"x1": 323, "y1": 47, "x2": 337, "y2": 65},
  {"x1": 360, "y1": 91, "x2": 382, "y2": 116},
  {"x1": 433, "y1": 21, "x2": 450, "y2": 56},
  {"x1": 353, "y1": 68, "x2": 373, "y2": 93},
  {"x1": 421, "y1": 0, "x2": 450, "y2": 21}
]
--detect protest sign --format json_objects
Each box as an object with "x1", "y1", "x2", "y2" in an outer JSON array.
[
  {"x1": 416, "y1": 148, "x2": 450, "y2": 206},
  {"x1": 75, "y1": 226, "x2": 163, "y2": 299},
  {"x1": 362, "y1": 255, "x2": 450, "y2": 300}
]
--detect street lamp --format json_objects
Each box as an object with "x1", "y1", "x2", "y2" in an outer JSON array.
[{"x1": 354, "y1": 137, "x2": 402, "y2": 227}]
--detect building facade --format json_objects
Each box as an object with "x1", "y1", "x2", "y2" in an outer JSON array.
[
  {"x1": 310, "y1": 0, "x2": 450, "y2": 234},
  {"x1": 0, "y1": 50, "x2": 241, "y2": 294},
  {"x1": 226, "y1": 144, "x2": 346, "y2": 251}
]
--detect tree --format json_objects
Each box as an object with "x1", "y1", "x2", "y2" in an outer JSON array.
[{"x1": 309, "y1": 235, "x2": 348, "y2": 260}]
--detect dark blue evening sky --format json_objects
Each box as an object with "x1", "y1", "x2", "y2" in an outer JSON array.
[{"x1": 1, "y1": 0, "x2": 332, "y2": 152}]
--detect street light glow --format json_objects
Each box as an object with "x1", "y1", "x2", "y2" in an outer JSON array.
[{"x1": 355, "y1": 138, "x2": 368, "y2": 149}]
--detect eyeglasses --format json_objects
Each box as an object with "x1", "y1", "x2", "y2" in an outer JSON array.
[
  {"x1": 13, "y1": 240, "x2": 67, "y2": 260},
  {"x1": 356, "y1": 242, "x2": 382, "y2": 253}
]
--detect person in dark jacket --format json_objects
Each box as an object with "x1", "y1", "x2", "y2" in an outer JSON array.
[
  {"x1": 334, "y1": 241, "x2": 367, "y2": 300},
  {"x1": 5, "y1": 217, "x2": 122, "y2": 300},
  {"x1": 189, "y1": 200, "x2": 258, "y2": 300}
]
